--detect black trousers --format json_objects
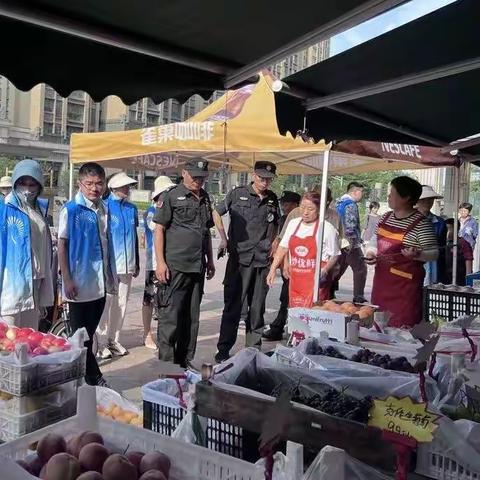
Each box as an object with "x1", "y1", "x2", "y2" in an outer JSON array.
[
  {"x1": 334, "y1": 247, "x2": 367, "y2": 300},
  {"x1": 217, "y1": 257, "x2": 269, "y2": 355},
  {"x1": 68, "y1": 297, "x2": 106, "y2": 384},
  {"x1": 157, "y1": 270, "x2": 204, "y2": 365},
  {"x1": 268, "y1": 276, "x2": 289, "y2": 334}
]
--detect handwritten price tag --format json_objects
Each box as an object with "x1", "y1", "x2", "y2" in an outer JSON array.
[{"x1": 368, "y1": 396, "x2": 441, "y2": 442}]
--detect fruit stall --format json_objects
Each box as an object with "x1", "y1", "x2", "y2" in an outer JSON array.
[{"x1": 3, "y1": 304, "x2": 480, "y2": 480}]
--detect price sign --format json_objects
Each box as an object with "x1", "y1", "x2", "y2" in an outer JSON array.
[{"x1": 368, "y1": 396, "x2": 441, "y2": 442}]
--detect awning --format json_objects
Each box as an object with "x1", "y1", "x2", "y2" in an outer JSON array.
[
  {"x1": 70, "y1": 72, "x2": 458, "y2": 175},
  {"x1": 274, "y1": 0, "x2": 480, "y2": 156},
  {"x1": 0, "y1": 0, "x2": 407, "y2": 103}
]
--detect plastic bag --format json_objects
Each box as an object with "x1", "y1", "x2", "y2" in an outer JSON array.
[
  {"x1": 96, "y1": 386, "x2": 143, "y2": 426},
  {"x1": 254, "y1": 452, "x2": 292, "y2": 480},
  {"x1": 303, "y1": 446, "x2": 393, "y2": 480},
  {"x1": 96, "y1": 386, "x2": 140, "y2": 414},
  {"x1": 274, "y1": 344, "x2": 438, "y2": 402},
  {"x1": 141, "y1": 371, "x2": 201, "y2": 409},
  {"x1": 172, "y1": 411, "x2": 207, "y2": 447}
]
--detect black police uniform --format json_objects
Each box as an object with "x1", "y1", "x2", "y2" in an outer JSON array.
[
  {"x1": 153, "y1": 180, "x2": 213, "y2": 366},
  {"x1": 216, "y1": 183, "x2": 279, "y2": 357}
]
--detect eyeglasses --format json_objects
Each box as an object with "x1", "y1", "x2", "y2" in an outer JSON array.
[{"x1": 80, "y1": 181, "x2": 105, "y2": 190}]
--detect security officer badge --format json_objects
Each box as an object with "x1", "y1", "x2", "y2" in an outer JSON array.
[{"x1": 267, "y1": 199, "x2": 275, "y2": 223}]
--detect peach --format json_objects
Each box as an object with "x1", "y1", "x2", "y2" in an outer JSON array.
[{"x1": 37, "y1": 433, "x2": 67, "y2": 463}]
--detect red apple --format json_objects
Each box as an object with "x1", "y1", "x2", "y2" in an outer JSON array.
[
  {"x1": 2, "y1": 339, "x2": 14, "y2": 351},
  {"x1": 47, "y1": 346, "x2": 63, "y2": 353},
  {"x1": 18, "y1": 327, "x2": 34, "y2": 338},
  {"x1": 27, "y1": 332, "x2": 44, "y2": 346},
  {"x1": 0, "y1": 322, "x2": 8, "y2": 331},
  {"x1": 62, "y1": 344, "x2": 72, "y2": 351},
  {"x1": 32, "y1": 346, "x2": 48, "y2": 356},
  {"x1": 40, "y1": 338, "x2": 53, "y2": 349},
  {"x1": 6, "y1": 328, "x2": 18, "y2": 340},
  {"x1": 52, "y1": 338, "x2": 67, "y2": 347}
]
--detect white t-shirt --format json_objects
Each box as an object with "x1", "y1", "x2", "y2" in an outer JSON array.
[{"x1": 280, "y1": 218, "x2": 340, "y2": 261}]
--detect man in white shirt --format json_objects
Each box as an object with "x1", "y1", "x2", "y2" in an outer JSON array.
[{"x1": 58, "y1": 162, "x2": 116, "y2": 387}]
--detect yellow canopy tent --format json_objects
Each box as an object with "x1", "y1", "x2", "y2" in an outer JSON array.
[{"x1": 70, "y1": 72, "x2": 331, "y2": 175}]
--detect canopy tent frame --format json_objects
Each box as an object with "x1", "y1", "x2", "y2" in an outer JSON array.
[
  {"x1": 0, "y1": 0, "x2": 406, "y2": 90},
  {"x1": 304, "y1": 56, "x2": 480, "y2": 111},
  {"x1": 223, "y1": 0, "x2": 406, "y2": 88}
]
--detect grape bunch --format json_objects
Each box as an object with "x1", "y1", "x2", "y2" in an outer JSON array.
[
  {"x1": 350, "y1": 349, "x2": 414, "y2": 373},
  {"x1": 308, "y1": 344, "x2": 347, "y2": 360},
  {"x1": 291, "y1": 388, "x2": 373, "y2": 423},
  {"x1": 305, "y1": 341, "x2": 415, "y2": 373}
]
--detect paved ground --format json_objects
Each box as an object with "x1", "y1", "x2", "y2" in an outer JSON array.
[{"x1": 101, "y1": 239, "x2": 374, "y2": 407}]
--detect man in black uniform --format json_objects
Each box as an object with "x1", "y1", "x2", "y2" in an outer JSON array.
[
  {"x1": 214, "y1": 161, "x2": 280, "y2": 362},
  {"x1": 153, "y1": 158, "x2": 215, "y2": 368},
  {"x1": 262, "y1": 191, "x2": 301, "y2": 341}
]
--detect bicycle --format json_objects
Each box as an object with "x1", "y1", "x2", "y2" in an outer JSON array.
[{"x1": 48, "y1": 301, "x2": 99, "y2": 357}]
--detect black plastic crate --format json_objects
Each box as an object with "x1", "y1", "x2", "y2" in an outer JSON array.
[
  {"x1": 143, "y1": 400, "x2": 260, "y2": 461},
  {"x1": 423, "y1": 286, "x2": 480, "y2": 322}
]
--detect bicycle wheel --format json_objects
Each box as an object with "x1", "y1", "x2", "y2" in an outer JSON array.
[{"x1": 49, "y1": 321, "x2": 68, "y2": 338}]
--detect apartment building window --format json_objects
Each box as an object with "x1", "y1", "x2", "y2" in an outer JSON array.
[
  {"x1": 68, "y1": 104, "x2": 84, "y2": 123},
  {"x1": 66, "y1": 126, "x2": 83, "y2": 137},
  {"x1": 146, "y1": 113, "x2": 159, "y2": 125}
]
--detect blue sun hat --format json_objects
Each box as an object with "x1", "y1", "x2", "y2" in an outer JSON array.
[{"x1": 12, "y1": 159, "x2": 44, "y2": 190}]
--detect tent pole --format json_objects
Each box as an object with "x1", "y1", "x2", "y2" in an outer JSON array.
[
  {"x1": 69, "y1": 161, "x2": 74, "y2": 200},
  {"x1": 313, "y1": 149, "x2": 330, "y2": 303},
  {"x1": 452, "y1": 164, "x2": 460, "y2": 285}
]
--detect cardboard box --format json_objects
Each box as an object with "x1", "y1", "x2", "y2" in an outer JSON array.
[{"x1": 287, "y1": 307, "x2": 348, "y2": 341}]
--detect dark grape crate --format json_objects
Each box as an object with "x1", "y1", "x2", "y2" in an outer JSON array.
[
  {"x1": 194, "y1": 380, "x2": 397, "y2": 472},
  {"x1": 423, "y1": 286, "x2": 480, "y2": 322}
]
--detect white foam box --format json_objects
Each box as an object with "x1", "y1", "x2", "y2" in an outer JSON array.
[{"x1": 287, "y1": 307, "x2": 348, "y2": 341}]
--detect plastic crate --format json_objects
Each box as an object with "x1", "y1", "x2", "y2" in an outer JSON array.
[
  {"x1": 0, "y1": 386, "x2": 272, "y2": 480},
  {"x1": 423, "y1": 286, "x2": 480, "y2": 323},
  {"x1": 416, "y1": 436, "x2": 480, "y2": 480},
  {"x1": 143, "y1": 400, "x2": 260, "y2": 461},
  {"x1": 0, "y1": 348, "x2": 86, "y2": 396},
  {"x1": 0, "y1": 379, "x2": 79, "y2": 416},
  {"x1": 0, "y1": 397, "x2": 77, "y2": 442}
]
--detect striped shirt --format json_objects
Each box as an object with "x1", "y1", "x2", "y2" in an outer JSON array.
[{"x1": 368, "y1": 210, "x2": 438, "y2": 253}]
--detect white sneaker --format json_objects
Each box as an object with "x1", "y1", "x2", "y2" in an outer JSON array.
[
  {"x1": 98, "y1": 347, "x2": 112, "y2": 360},
  {"x1": 108, "y1": 340, "x2": 128, "y2": 356}
]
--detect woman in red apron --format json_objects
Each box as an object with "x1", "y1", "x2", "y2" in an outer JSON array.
[
  {"x1": 365, "y1": 177, "x2": 439, "y2": 328},
  {"x1": 267, "y1": 192, "x2": 340, "y2": 308}
]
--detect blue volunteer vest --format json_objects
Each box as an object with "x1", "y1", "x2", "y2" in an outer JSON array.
[
  {"x1": 107, "y1": 193, "x2": 138, "y2": 274},
  {"x1": 0, "y1": 194, "x2": 49, "y2": 314},
  {"x1": 65, "y1": 193, "x2": 114, "y2": 301}
]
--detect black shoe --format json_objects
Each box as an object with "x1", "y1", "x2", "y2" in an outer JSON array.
[
  {"x1": 214, "y1": 351, "x2": 230, "y2": 364},
  {"x1": 180, "y1": 360, "x2": 199, "y2": 372},
  {"x1": 353, "y1": 296, "x2": 368, "y2": 304},
  {"x1": 262, "y1": 328, "x2": 283, "y2": 341}
]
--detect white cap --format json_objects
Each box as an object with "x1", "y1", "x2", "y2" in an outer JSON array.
[
  {"x1": 0, "y1": 176, "x2": 12, "y2": 188},
  {"x1": 152, "y1": 176, "x2": 175, "y2": 200},
  {"x1": 419, "y1": 185, "x2": 443, "y2": 200},
  {"x1": 108, "y1": 172, "x2": 137, "y2": 189}
]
